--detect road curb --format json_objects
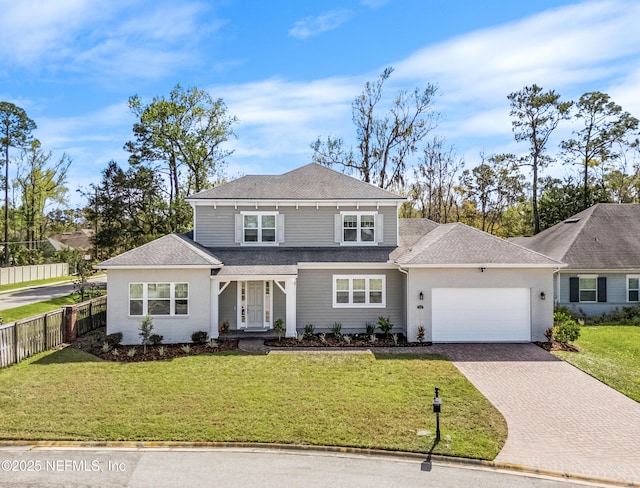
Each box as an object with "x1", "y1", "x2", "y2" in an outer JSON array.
[{"x1": 0, "y1": 440, "x2": 635, "y2": 487}]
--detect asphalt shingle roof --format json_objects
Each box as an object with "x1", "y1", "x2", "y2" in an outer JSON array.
[
  {"x1": 512, "y1": 204, "x2": 640, "y2": 269},
  {"x1": 96, "y1": 234, "x2": 222, "y2": 268},
  {"x1": 396, "y1": 222, "x2": 563, "y2": 266},
  {"x1": 187, "y1": 163, "x2": 405, "y2": 201}
]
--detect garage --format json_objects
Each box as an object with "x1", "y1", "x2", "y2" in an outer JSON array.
[{"x1": 432, "y1": 288, "x2": 531, "y2": 342}]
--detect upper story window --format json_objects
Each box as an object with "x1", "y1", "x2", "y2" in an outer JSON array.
[
  {"x1": 235, "y1": 212, "x2": 283, "y2": 245},
  {"x1": 337, "y1": 212, "x2": 381, "y2": 245},
  {"x1": 129, "y1": 282, "x2": 188, "y2": 316},
  {"x1": 628, "y1": 275, "x2": 639, "y2": 302}
]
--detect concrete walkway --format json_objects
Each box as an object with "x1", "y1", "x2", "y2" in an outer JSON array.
[{"x1": 428, "y1": 343, "x2": 640, "y2": 485}]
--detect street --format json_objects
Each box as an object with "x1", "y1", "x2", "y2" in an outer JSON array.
[{"x1": 0, "y1": 447, "x2": 609, "y2": 488}]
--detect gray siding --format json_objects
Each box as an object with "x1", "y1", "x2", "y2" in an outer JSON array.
[
  {"x1": 296, "y1": 268, "x2": 406, "y2": 333},
  {"x1": 558, "y1": 271, "x2": 638, "y2": 316},
  {"x1": 195, "y1": 204, "x2": 398, "y2": 248},
  {"x1": 219, "y1": 281, "x2": 237, "y2": 330}
]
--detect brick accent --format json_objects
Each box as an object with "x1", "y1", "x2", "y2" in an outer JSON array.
[{"x1": 63, "y1": 305, "x2": 78, "y2": 342}]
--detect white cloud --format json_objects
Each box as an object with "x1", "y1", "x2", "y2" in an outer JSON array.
[
  {"x1": 289, "y1": 9, "x2": 353, "y2": 39},
  {"x1": 0, "y1": 0, "x2": 223, "y2": 79}
]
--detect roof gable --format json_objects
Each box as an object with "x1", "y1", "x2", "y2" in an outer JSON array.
[
  {"x1": 187, "y1": 163, "x2": 404, "y2": 201},
  {"x1": 515, "y1": 204, "x2": 640, "y2": 269},
  {"x1": 396, "y1": 222, "x2": 563, "y2": 266},
  {"x1": 96, "y1": 234, "x2": 222, "y2": 268}
]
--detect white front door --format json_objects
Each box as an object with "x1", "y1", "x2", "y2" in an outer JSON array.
[{"x1": 247, "y1": 281, "x2": 264, "y2": 327}]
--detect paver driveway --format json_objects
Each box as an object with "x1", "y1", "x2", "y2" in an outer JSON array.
[{"x1": 429, "y1": 343, "x2": 640, "y2": 484}]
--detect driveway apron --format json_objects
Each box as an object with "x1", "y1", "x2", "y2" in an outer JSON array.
[{"x1": 429, "y1": 343, "x2": 640, "y2": 484}]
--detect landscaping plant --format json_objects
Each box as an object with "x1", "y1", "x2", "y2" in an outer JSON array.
[
  {"x1": 553, "y1": 311, "x2": 581, "y2": 344},
  {"x1": 191, "y1": 331, "x2": 208, "y2": 344},
  {"x1": 139, "y1": 315, "x2": 154, "y2": 354},
  {"x1": 377, "y1": 316, "x2": 393, "y2": 338},
  {"x1": 274, "y1": 318, "x2": 284, "y2": 341}
]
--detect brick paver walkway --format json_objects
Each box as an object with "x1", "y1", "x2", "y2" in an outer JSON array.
[{"x1": 427, "y1": 343, "x2": 640, "y2": 484}]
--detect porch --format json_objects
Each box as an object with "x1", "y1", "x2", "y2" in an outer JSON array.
[{"x1": 210, "y1": 274, "x2": 297, "y2": 339}]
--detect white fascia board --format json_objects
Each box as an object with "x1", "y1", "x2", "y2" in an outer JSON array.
[
  {"x1": 186, "y1": 199, "x2": 404, "y2": 207},
  {"x1": 94, "y1": 265, "x2": 221, "y2": 270},
  {"x1": 397, "y1": 263, "x2": 567, "y2": 269},
  {"x1": 557, "y1": 267, "x2": 640, "y2": 273},
  {"x1": 211, "y1": 274, "x2": 297, "y2": 281},
  {"x1": 297, "y1": 262, "x2": 398, "y2": 270}
]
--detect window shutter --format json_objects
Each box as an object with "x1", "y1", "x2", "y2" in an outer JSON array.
[
  {"x1": 277, "y1": 214, "x2": 285, "y2": 243},
  {"x1": 597, "y1": 277, "x2": 607, "y2": 302},
  {"x1": 334, "y1": 214, "x2": 342, "y2": 243},
  {"x1": 376, "y1": 214, "x2": 384, "y2": 243},
  {"x1": 569, "y1": 277, "x2": 579, "y2": 302},
  {"x1": 234, "y1": 214, "x2": 242, "y2": 243}
]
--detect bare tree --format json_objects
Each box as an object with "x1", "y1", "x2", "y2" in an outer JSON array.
[{"x1": 312, "y1": 67, "x2": 438, "y2": 190}]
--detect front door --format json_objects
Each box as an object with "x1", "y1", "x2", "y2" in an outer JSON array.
[{"x1": 246, "y1": 281, "x2": 264, "y2": 327}]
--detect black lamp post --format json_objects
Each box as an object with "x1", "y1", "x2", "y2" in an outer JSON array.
[{"x1": 432, "y1": 387, "x2": 442, "y2": 442}]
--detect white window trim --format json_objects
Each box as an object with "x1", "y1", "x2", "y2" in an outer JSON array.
[
  {"x1": 340, "y1": 211, "x2": 378, "y2": 246},
  {"x1": 578, "y1": 274, "x2": 598, "y2": 303},
  {"x1": 128, "y1": 282, "x2": 189, "y2": 317},
  {"x1": 240, "y1": 211, "x2": 279, "y2": 246},
  {"x1": 627, "y1": 274, "x2": 640, "y2": 303},
  {"x1": 332, "y1": 275, "x2": 386, "y2": 308}
]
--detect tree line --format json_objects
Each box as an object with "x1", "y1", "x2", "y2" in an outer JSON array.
[
  {"x1": 2, "y1": 70, "x2": 638, "y2": 265},
  {"x1": 312, "y1": 69, "x2": 639, "y2": 237}
]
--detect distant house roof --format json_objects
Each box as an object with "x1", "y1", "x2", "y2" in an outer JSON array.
[
  {"x1": 186, "y1": 163, "x2": 405, "y2": 201},
  {"x1": 95, "y1": 234, "x2": 222, "y2": 268},
  {"x1": 512, "y1": 204, "x2": 640, "y2": 269},
  {"x1": 396, "y1": 222, "x2": 564, "y2": 267},
  {"x1": 50, "y1": 229, "x2": 94, "y2": 251}
]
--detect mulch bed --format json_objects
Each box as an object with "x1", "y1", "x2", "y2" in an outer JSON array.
[
  {"x1": 70, "y1": 327, "x2": 238, "y2": 362},
  {"x1": 265, "y1": 333, "x2": 428, "y2": 348},
  {"x1": 535, "y1": 340, "x2": 581, "y2": 352}
]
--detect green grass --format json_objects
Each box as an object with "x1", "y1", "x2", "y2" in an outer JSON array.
[
  {"x1": 0, "y1": 349, "x2": 507, "y2": 460},
  {"x1": 1, "y1": 295, "x2": 78, "y2": 323},
  {"x1": 553, "y1": 326, "x2": 640, "y2": 402},
  {"x1": 0, "y1": 276, "x2": 76, "y2": 293}
]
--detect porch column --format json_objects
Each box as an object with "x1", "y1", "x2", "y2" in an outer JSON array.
[
  {"x1": 285, "y1": 277, "x2": 297, "y2": 338},
  {"x1": 210, "y1": 279, "x2": 219, "y2": 339}
]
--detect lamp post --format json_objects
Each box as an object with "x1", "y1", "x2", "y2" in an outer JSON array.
[{"x1": 432, "y1": 387, "x2": 442, "y2": 442}]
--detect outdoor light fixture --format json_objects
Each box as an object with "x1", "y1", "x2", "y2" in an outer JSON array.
[
  {"x1": 540, "y1": 291, "x2": 546, "y2": 300},
  {"x1": 419, "y1": 291, "x2": 424, "y2": 301}
]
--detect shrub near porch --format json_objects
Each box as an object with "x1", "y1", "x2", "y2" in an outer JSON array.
[{"x1": 0, "y1": 349, "x2": 507, "y2": 460}]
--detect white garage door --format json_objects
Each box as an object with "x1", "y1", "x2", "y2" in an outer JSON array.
[{"x1": 432, "y1": 288, "x2": 530, "y2": 342}]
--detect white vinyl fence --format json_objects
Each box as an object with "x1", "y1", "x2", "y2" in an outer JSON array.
[{"x1": 0, "y1": 263, "x2": 69, "y2": 286}]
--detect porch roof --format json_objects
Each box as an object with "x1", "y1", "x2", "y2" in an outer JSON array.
[{"x1": 215, "y1": 265, "x2": 298, "y2": 276}]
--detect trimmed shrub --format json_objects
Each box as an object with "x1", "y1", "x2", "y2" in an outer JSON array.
[
  {"x1": 149, "y1": 334, "x2": 163, "y2": 346},
  {"x1": 105, "y1": 332, "x2": 123, "y2": 347},
  {"x1": 191, "y1": 331, "x2": 209, "y2": 344},
  {"x1": 553, "y1": 311, "x2": 581, "y2": 343}
]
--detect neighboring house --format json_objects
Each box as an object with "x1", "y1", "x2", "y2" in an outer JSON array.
[
  {"x1": 512, "y1": 204, "x2": 640, "y2": 316},
  {"x1": 49, "y1": 229, "x2": 95, "y2": 260},
  {"x1": 96, "y1": 163, "x2": 562, "y2": 344}
]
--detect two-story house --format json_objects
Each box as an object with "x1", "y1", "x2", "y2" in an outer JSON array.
[{"x1": 96, "y1": 163, "x2": 563, "y2": 343}]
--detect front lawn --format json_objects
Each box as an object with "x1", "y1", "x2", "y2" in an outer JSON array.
[
  {"x1": 553, "y1": 325, "x2": 640, "y2": 402},
  {"x1": 0, "y1": 348, "x2": 507, "y2": 460}
]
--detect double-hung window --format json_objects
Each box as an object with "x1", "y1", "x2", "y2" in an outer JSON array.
[
  {"x1": 579, "y1": 276, "x2": 597, "y2": 302},
  {"x1": 129, "y1": 282, "x2": 189, "y2": 316},
  {"x1": 341, "y1": 212, "x2": 377, "y2": 244},
  {"x1": 237, "y1": 212, "x2": 281, "y2": 245},
  {"x1": 333, "y1": 275, "x2": 386, "y2": 307},
  {"x1": 628, "y1": 275, "x2": 639, "y2": 302}
]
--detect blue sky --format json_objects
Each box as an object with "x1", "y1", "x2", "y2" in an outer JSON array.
[{"x1": 1, "y1": 0, "x2": 639, "y2": 207}]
